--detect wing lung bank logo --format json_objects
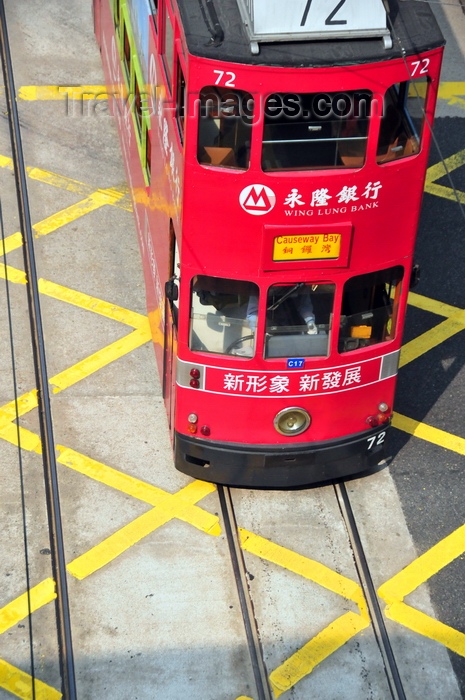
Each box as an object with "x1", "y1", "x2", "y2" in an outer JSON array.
[{"x1": 240, "y1": 184, "x2": 276, "y2": 215}]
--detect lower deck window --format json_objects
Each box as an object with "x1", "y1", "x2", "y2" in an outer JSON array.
[
  {"x1": 264, "y1": 282, "x2": 335, "y2": 359},
  {"x1": 190, "y1": 276, "x2": 259, "y2": 357},
  {"x1": 338, "y1": 266, "x2": 404, "y2": 352}
]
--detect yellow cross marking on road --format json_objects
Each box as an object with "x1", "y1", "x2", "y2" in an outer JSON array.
[
  {"x1": 0, "y1": 580, "x2": 60, "y2": 699},
  {"x1": 240, "y1": 530, "x2": 370, "y2": 697},
  {"x1": 400, "y1": 292, "x2": 465, "y2": 369},
  {"x1": 379, "y1": 525, "x2": 465, "y2": 657},
  {"x1": 0, "y1": 660, "x2": 61, "y2": 700},
  {"x1": 424, "y1": 147, "x2": 465, "y2": 204},
  {"x1": 0, "y1": 154, "x2": 132, "y2": 212}
]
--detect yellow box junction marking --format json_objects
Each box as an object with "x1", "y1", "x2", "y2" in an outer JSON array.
[
  {"x1": 0, "y1": 133, "x2": 464, "y2": 698},
  {"x1": 0, "y1": 579, "x2": 60, "y2": 699},
  {"x1": 379, "y1": 524, "x2": 465, "y2": 657},
  {"x1": 0, "y1": 579, "x2": 56, "y2": 636},
  {"x1": 0, "y1": 660, "x2": 61, "y2": 700},
  {"x1": 425, "y1": 147, "x2": 465, "y2": 205},
  {"x1": 400, "y1": 292, "x2": 465, "y2": 369},
  {"x1": 0, "y1": 153, "x2": 132, "y2": 212},
  {"x1": 240, "y1": 530, "x2": 370, "y2": 697}
]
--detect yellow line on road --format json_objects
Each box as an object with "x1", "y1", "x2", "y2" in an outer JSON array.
[
  {"x1": 0, "y1": 579, "x2": 56, "y2": 635},
  {"x1": 17, "y1": 85, "x2": 108, "y2": 101},
  {"x1": 0, "y1": 190, "x2": 131, "y2": 257},
  {"x1": 407, "y1": 291, "x2": 462, "y2": 319},
  {"x1": 38, "y1": 279, "x2": 148, "y2": 328},
  {"x1": 67, "y1": 479, "x2": 220, "y2": 579},
  {"x1": 49, "y1": 325, "x2": 151, "y2": 393},
  {"x1": 0, "y1": 391, "x2": 42, "y2": 453},
  {"x1": 392, "y1": 413, "x2": 465, "y2": 456},
  {"x1": 270, "y1": 611, "x2": 369, "y2": 698},
  {"x1": 425, "y1": 147, "x2": 465, "y2": 204},
  {"x1": 0, "y1": 153, "x2": 132, "y2": 212},
  {"x1": 240, "y1": 530, "x2": 367, "y2": 611},
  {"x1": 378, "y1": 524, "x2": 465, "y2": 656},
  {"x1": 400, "y1": 316, "x2": 465, "y2": 367},
  {"x1": 57, "y1": 446, "x2": 220, "y2": 535},
  {"x1": 0, "y1": 659, "x2": 61, "y2": 700},
  {"x1": 0, "y1": 263, "x2": 27, "y2": 284},
  {"x1": 239, "y1": 529, "x2": 369, "y2": 696},
  {"x1": 33, "y1": 193, "x2": 117, "y2": 238},
  {"x1": 437, "y1": 82, "x2": 465, "y2": 108}
]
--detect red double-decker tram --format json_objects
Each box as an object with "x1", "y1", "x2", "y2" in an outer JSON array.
[{"x1": 94, "y1": 0, "x2": 444, "y2": 487}]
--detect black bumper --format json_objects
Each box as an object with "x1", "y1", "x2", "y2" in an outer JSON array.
[{"x1": 174, "y1": 426, "x2": 389, "y2": 488}]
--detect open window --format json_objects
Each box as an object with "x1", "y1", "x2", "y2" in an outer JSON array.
[
  {"x1": 150, "y1": 0, "x2": 158, "y2": 29},
  {"x1": 376, "y1": 79, "x2": 428, "y2": 164},
  {"x1": 176, "y1": 61, "x2": 186, "y2": 142},
  {"x1": 166, "y1": 228, "x2": 180, "y2": 329},
  {"x1": 162, "y1": 6, "x2": 175, "y2": 88},
  {"x1": 338, "y1": 267, "x2": 404, "y2": 352},
  {"x1": 112, "y1": 0, "x2": 121, "y2": 34},
  {"x1": 121, "y1": 16, "x2": 132, "y2": 86},
  {"x1": 190, "y1": 276, "x2": 259, "y2": 356},
  {"x1": 197, "y1": 87, "x2": 253, "y2": 169},
  {"x1": 262, "y1": 91, "x2": 372, "y2": 171},
  {"x1": 264, "y1": 282, "x2": 335, "y2": 359}
]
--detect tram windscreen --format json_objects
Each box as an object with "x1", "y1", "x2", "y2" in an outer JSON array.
[
  {"x1": 190, "y1": 276, "x2": 259, "y2": 357},
  {"x1": 338, "y1": 267, "x2": 404, "y2": 353},
  {"x1": 197, "y1": 87, "x2": 253, "y2": 169},
  {"x1": 261, "y1": 91, "x2": 372, "y2": 171},
  {"x1": 377, "y1": 79, "x2": 428, "y2": 163},
  {"x1": 264, "y1": 283, "x2": 335, "y2": 359}
]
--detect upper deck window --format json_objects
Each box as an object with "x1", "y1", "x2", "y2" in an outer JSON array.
[
  {"x1": 376, "y1": 79, "x2": 428, "y2": 164},
  {"x1": 262, "y1": 91, "x2": 372, "y2": 171},
  {"x1": 197, "y1": 87, "x2": 254, "y2": 170}
]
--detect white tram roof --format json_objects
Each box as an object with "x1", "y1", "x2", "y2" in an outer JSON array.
[{"x1": 176, "y1": 0, "x2": 444, "y2": 66}]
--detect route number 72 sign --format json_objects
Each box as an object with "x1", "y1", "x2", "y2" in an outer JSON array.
[{"x1": 241, "y1": 0, "x2": 387, "y2": 39}]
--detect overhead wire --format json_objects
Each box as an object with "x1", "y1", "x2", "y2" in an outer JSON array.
[{"x1": 0, "y1": 203, "x2": 37, "y2": 699}]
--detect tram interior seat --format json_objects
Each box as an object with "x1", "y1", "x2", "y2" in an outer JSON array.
[
  {"x1": 376, "y1": 136, "x2": 418, "y2": 163},
  {"x1": 203, "y1": 146, "x2": 236, "y2": 166},
  {"x1": 263, "y1": 121, "x2": 344, "y2": 170},
  {"x1": 266, "y1": 332, "x2": 328, "y2": 358}
]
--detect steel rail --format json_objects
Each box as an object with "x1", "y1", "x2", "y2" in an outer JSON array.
[
  {"x1": 0, "y1": 2, "x2": 77, "y2": 698},
  {"x1": 335, "y1": 482, "x2": 407, "y2": 700},
  {"x1": 218, "y1": 486, "x2": 273, "y2": 700}
]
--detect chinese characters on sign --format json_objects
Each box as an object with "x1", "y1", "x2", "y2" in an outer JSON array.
[
  {"x1": 222, "y1": 367, "x2": 362, "y2": 395},
  {"x1": 240, "y1": 182, "x2": 383, "y2": 218},
  {"x1": 202, "y1": 358, "x2": 383, "y2": 398},
  {"x1": 273, "y1": 232, "x2": 341, "y2": 261},
  {"x1": 284, "y1": 182, "x2": 383, "y2": 217}
]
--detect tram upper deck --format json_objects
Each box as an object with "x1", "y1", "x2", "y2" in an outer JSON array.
[{"x1": 176, "y1": 0, "x2": 444, "y2": 66}]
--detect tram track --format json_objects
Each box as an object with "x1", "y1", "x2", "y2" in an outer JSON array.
[
  {"x1": 220, "y1": 480, "x2": 410, "y2": 700},
  {"x1": 0, "y1": 1, "x2": 76, "y2": 697}
]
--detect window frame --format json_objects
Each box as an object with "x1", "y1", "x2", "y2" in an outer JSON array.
[{"x1": 261, "y1": 90, "x2": 372, "y2": 172}]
